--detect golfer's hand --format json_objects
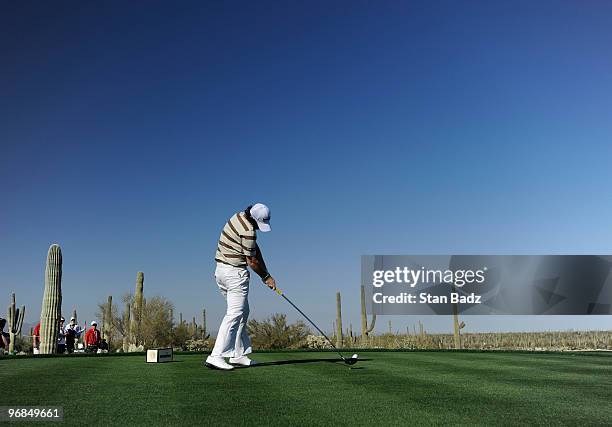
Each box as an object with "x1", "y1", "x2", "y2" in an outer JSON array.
[{"x1": 264, "y1": 276, "x2": 276, "y2": 291}]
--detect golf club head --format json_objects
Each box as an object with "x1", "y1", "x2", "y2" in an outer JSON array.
[{"x1": 344, "y1": 354, "x2": 358, "y2": 365}]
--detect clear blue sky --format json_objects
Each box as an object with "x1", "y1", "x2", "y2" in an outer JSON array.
[{"x1": 2, "y1": 1, "x2": 612, "y2": 334}]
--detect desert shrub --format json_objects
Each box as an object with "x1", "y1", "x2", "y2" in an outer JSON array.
[
  {"x1": 356, "y1": 330, "x2": 612, "y2": 350},
  {"x1": 11, "y1": 335, "x2": 32, "y2": 353},
  {"x1": 247, "y1": 313, "x2": 309, "y2": 349},
  {"x1": 185, "y1": 339, "x2": 210, "y2": 351},
  {"x1": 304, "y1": 334, "x2": 332, "y2": 349}
]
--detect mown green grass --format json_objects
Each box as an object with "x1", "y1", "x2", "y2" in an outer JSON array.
[{"x1": 2, "y1": 351, "x2": 611, "y2": 426}]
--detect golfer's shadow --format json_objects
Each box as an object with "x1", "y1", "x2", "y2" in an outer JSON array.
[{"x1": 243, "y1": 358, "x2": 371, "y2": 368}]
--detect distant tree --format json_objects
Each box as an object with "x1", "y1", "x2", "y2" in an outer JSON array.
[
  {"x1": 98, "y1": 294, "x2": 174, "y2": 349},
  {"x1": 96, "y1": 299, "x2": 123, "y2": 348},
  {"x1": 139, "y1": 296, "x2": 174, "y2": 348},
  {"x1": 247, "y1": 314, "x2": 309, "y2": 349},
  {"x1": 172, "y1": 322, "x2": 191, "y2": 350}
]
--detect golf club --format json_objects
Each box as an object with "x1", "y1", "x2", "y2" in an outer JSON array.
[{"x1": 273, "y1": 287, "x2": 358, "y2": 366}]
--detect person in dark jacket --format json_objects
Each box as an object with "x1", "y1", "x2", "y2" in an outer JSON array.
[{"x1": 0, "y1": 318, "x2": 9, "y2": 352}]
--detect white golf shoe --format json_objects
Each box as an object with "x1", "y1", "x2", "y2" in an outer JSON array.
[
  {"x1": 229, "y1": 356, "x2": 257, "y2": 366},
  {"x1": 205, "y1": 356, "x2": 234, "y2": 370}
]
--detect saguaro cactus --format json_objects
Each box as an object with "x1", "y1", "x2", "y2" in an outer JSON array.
[
  {"x1": 104, "y1": 295, "x2": 113, "y2": 345},
  {"x1": 130, "y1": 272, "x2": 144, "y2": 345},
  {"x1": 360, "y1": 285, "x2": 376, "y2": 338},
  {"x1": 122, "y1": 302, "x2": 131, "y2": 352},
  {"x1": 201, "y1": 308, "x2": 207, "y2": 339},
  {"x1": 336, "y1": 292, "x2": 343, "y2": 348},
  {"x1": 452, "y1": 287, "x2": 466, "y2": 349},
  {"x1": 40, "y1": 244, "x2": 63, "y2": 354},
  {"x1": 7, "y1": 293, "x2": 25, "y2": 353}
]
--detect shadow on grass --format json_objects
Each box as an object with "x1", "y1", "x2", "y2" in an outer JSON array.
[{"x1": 240, "y1": 357, "x2": 372, "y2": 368}]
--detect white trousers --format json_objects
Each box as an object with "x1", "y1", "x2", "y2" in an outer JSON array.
[{"x1": 210, "y1": 263, "x2": 252, "y2": 358}]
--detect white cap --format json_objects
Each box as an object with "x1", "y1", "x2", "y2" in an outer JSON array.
[
  {"x1": 250, "y1": 203, "x2": 271, "y2": 232},
  {"x1": 70, "y1": 316, "x2": 75, "y2": 321},
  {"x1": 91, "y1": 321, "x2": 97, "y2": 326}
]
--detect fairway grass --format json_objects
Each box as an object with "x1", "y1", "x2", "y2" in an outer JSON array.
[{"x1": 2, "y1": 351, "x2": 611, "y2": 426}]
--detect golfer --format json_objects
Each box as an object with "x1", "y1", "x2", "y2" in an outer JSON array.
[{"x1": 205, "y1": 203, "x2": 276, "y2": 370}]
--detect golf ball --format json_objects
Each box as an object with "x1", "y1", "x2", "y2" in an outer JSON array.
[{"x1": 352, "y1": 354, "x2": 358, "y2": 359}]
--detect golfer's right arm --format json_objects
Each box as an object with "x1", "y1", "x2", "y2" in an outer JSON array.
[{"x1": 246, "y1": 247, "x2": 276, "y2": 290}]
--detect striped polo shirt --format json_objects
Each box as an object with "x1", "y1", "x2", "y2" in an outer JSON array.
[{"x1": 215, "y1": 211, "x2": 257, "y2": 267}]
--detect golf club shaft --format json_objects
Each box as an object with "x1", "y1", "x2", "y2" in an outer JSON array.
[{"x1": 279, "y1": 293, "x2": 346, "y2": 360}]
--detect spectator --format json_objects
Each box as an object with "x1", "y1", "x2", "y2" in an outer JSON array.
[
  {"x1": 84, "y1": 321, "x2": 101, "y2": 352},
  {"x1": 0, "y1": 318, "x2": 9, "y2": 353},
  {"x1": 57, "y1": 317, "x2": 66, "y2": 354},
  {"x1": 33, "y1": 322, "x2": 41, "y2": 354},
  {"x1": 65, "y1": 316, "x2": 83, "y2": 354}
]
